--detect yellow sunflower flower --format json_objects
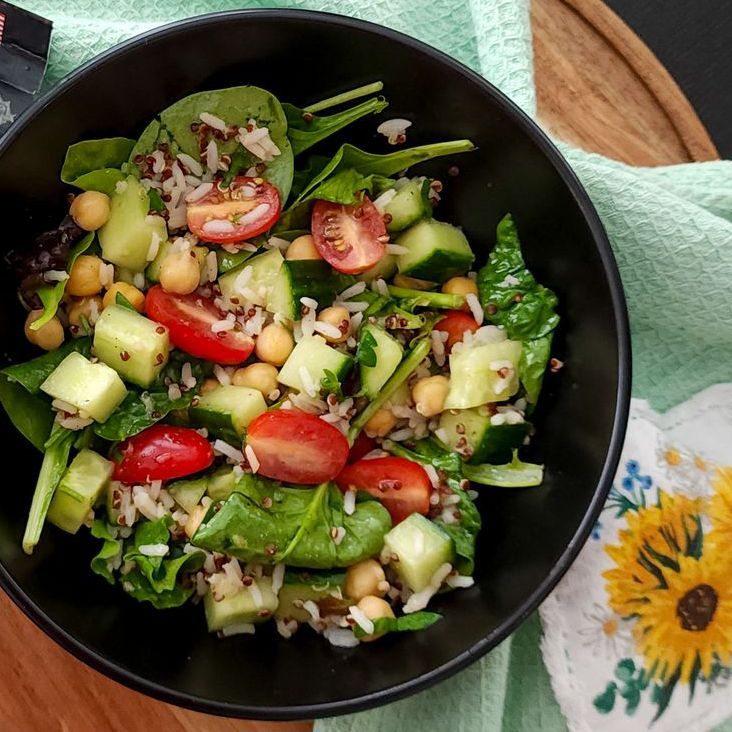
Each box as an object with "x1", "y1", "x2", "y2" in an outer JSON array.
[
  {"x1": 603, "y1": 491, "x2": 703, "y2": 616},
  {"x1": 708, "y1": 468, "x2": 732, "y2": 557},
  {"x1": 632, "y1": 553, "x2": 732, "y2": 685}
]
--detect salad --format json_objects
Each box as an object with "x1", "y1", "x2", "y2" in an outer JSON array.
[{"x1": 1, "y1": 82, "x2": 560, "y2": 646}]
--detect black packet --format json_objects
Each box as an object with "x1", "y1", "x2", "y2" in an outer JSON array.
[{"x1": 0, "y1": 1, "x2": 52, "y2": 136}]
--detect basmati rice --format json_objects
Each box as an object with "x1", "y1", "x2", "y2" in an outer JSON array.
[
  {"x1": 177, "y1": 152, "x2": 204, "y2": 177},
  {"x1": 213, "y1": 439, "x2": 244, "y2": 463},
  {"x1": 244, "y1": 445, "x2": 260, "y2": 473},
  {"x1": 348, "y1": 605, "x2": 374, "y2": 635},
  {"x1": 343, "y1": 490, "x2": 356, "y2": 516},
  {"x1": 138, "y1": 543, "x2": 169, "y2": 557}
]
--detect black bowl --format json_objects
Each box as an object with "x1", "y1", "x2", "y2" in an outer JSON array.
[{"x1": 0, "y1": 9, "x2": 630, "y2": 720}]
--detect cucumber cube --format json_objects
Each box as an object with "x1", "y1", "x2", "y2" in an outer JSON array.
[
  {"x1": 395, "y1": 219, "x2": 475, "y2": 282},
  {"x1": 219, "y1": 248, "x2": 284, "y2": 309},
  {"x1": 444, "y1": 339, "x2": 522, "y2": 409},
  {"x1": 47, "y1": 449, "x2": 114, "y2": 534},
  {"x1": 278, "y1": 335, "x2": 353, "y2": 394},
  {"x1": 189, "y1": 385, "x2": 267, "y2": 440},
  {"x1": 41, "y1": 351, "x2": 127, "y2": 422},
  {"x1": 206, "y1": 466, "x2": 238, "y2": 502},
  {"x1": 204, "y1": 578, "x2": 279, "y2": 631},
  {"x1": 93, "y1": 305, "x2": 170, "y2": 388},
  {"x1": 359, "y1": 324, "x2": 404, "y2": 399},
  {"x1": 384, "y1": 514, "x2": 454, "y2": 592},
  {"x1": 167, "y1": 476, "x2": 209, "y2": 514},
  {"x1": 276, "y1": 571, "x2": 347, "y2": 622},
  {"x1": 99, "y1": 176, "x2": 168, "y2": 271}
]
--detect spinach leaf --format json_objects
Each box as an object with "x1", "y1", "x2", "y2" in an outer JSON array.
[
  {"x1": 462, "y1": 451, "x2": 543, "y2": 487},
  {"x1": 2, "y1": 338, "x2": 92, "y2": 394},
  {"x1": 121, "y1": 568, "x2": 194, "y2": 609},
  {"x1": 290, "y1": 154, "x2": 330, "y2": 201},
  {"x1": 155, "y1": 86, "x2": 294, "y2": 201},
  {"x1": 320, "y1": 369, "x2": 344, "y2": 399},
  {"x1": 124, "y1": 517, "x2": 204, "y2": 593},
  {"x1": 90, "y1": 520, "x2": 122, "y2": 584},
  {"x1": 477, "y1": 215, "x2": 559, "y2": 340},
  {"x1": 0, "y1": 376, "x2": 54, "y2": 451},
  {"x1": 115, "y1": 292, "x2": 137, "y2": 311},
  {"x1": 221, "y1": 147, "x2": 250, "y2": 188},
  {"x1": 153, "y1": 351, "x2": 212, "y2": 390},
  {"x1": 147, "y1": 188, "x2": 166, "y2": 213},
  {"x1": 128, "y1": 119, "x2": 172, "y2": 165},
  {"x1": 477, "y1": 215, "x2": 559, "y2": 404},
  {"x1": 193, "y1": 482, "x2": 391, "y2": 569},
  {"x1": 22, "y1": 425, "x2": 75, "y2": 554},
  {"x1": 28, "y1": 232, "x2": 94, "y2": 332},
  {"x1": 353, "y1": 611, "x2": 442, "y2": 639},
  {"x1": 283, "y1": 96, "x2": 388, "y2": 156},
  {"x1": 61, "y1": 137, "x2": 135, "y2": 189},
  {"x1": 356, "y1": 329, "x2": 378, "y2": 368},
  {"x1": 93, "y1": 388, "x2": 193, "y2": 442},
  {"x1": 216, "y1": 246, "x2": 260, "y2": 274}
]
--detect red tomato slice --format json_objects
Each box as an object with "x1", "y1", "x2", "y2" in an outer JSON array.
[
  {"x1": 435, "y1": 310, "x2": 479, "y2": 353},
  {"x1": 187, "y1": 176, "x2": 280, "y2": 244},
  {"x1": 335, "y1": 456, "x2": 431, "y2": 524},
  {"x1": 112, "y1": 425, "x2": 214, "y2": 483},
  {"x1": 146, "y1": 285, "x2": 254, "y2": 365},
  {"x1": 246, "y1": 409, "x2": 349, "y2": 485},
  {"x1": 348, "y1": 433, "x2": 376, "y2": 464},
  {"x1": 311, "y1": 197, "x2": 387, "y2": 274}
]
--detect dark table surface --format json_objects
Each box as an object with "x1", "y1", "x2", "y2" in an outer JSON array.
[{"x1": 607, "y1": 0, "x2": 731, "y2": 159}]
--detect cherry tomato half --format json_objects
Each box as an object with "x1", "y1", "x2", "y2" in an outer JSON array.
[
  {"x1": 435, "y1": 310, "x2": 480, "y2": 353},
  {"x1": 146, "y1": 285, "x2": 254, "y2": 365},
  {"x1": 246, "y1": 409, "x2": 350, "y2": 485},
  {"x1": 112, "y1": 425, "x2": 214, "y2": 483},
  {"x1": 311, "y1": 196, "x2": 387, "y2": 274},
  {"x1": 348, "y1": 432, "x2": 377, "y2": 464},
  {"x1": 187, "y1": 176, "x2": 280, "y2": 244},
  {"x1": 335, "y1": 456, "x2": 431, "y2": 524}
]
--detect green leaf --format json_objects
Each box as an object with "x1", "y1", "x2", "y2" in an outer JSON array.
[
  {"x1": 61, "y1": 137, "x2": 135, "y2": 189},
  {"x1": 651, "y1": 666, "x2": 681, "y2": 721},
  {"x1": 302, "y1": 81, "x2": 384, "y2": 114},
  {"x1": 615, "y1": 658, "x2": 636, "y2": 682},
  {"x1": 115, "y1": 291, "x2": 137, "y2": 311},
  {"x1": 147, "y1": 188, "x2": 166, "y2": 213},
  {"x1": 462, "y1": 451, "x2": 543, "y2": 487},
  {"x1": 478, "y1": 215, "x2": 559, "y2": 341},
  {"x1": 216, "y1": 245, "x2": 262, "y2": 275},
  {"x1": 356, "y1": 329, "x2": 378, "y2": 368},
  {"x1": 28, "y1": 232, "x2": 95, "y2": 332},
  {"x1": 193, "y1": 481, "x2": 391, "y2": 568},
  {"x1": 386, "y1": 285, "x2": 465, "y2": 312},
  {"x1": 320, "y1": 369, "x2": 344, "y2": 399},
  {"x1": 593, "y1": 682, "x2": 617, "y2": 714},
  {"x1": 1, "y1": 338, "x2": 92, "y2": 394},
  {"x1": 121, "y1": 568, "x2": 194, "y2": 609},
  {"x1": 352, "y1": 611, "x2": 442, "y2": 639},
  {"x1": 0, "y1": 375, "x2": 54, "y2": 451},
  {"x1": 284, "y1": 95, "x2": 389, "y2": 156},
  {"x1": 304, "y1": 168, "x2": 380, "y2": 206},
  {"x1": 519, "y1": 335, "x2": 552, "y2": 406},
  {"x1": 90, "y1": 520, "x2": 122, "y2": 584},
  {"x1": 22, "y1": 425, "x2": 75, "y2": 554},
  {"x1": 221, "y1": 147, "x2": 250, "y2": 188}
]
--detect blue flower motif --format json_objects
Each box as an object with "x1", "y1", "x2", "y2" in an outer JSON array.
[
  {"x1": 626, "y1": 460, "x2": 639, "y2": 476},
  {"x1": 592, "y1": 520, "x2": 603, "y2": 540},
  {"x1": 622, "y1": 476, "x2": 634, "y2": 492},
  {"x1": 640, "y1": 475, "x2": 652, "y2": 490}
]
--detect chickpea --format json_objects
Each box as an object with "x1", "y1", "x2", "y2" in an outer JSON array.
[
  {"x1": 285, "y1": 234, "x2": 321, "y2": 261},
  {"x1": 232, "y1": 363, "x2": 279, "y2": 396},
  {"x1": 185, "y1": 504, "x2": 207, "y2": 539},
  {"x1": 345, "y1": 559, "x2": 387, "y2": 601},
  {"x1": 200, "y1": 378, "x2": 220, "y2": 395},
  {"x1": 364, "y1": 408, "x2": 397, "y2": 438},
  {"x1": 255, "y1": 323, "x2": 294, "y2": 366},
  {"x1": 159, "y1": 251, "x2": 201, "y2": 295},
  {"x1": 392, "y1": 274, "x2": 435, "y2": 290},
  {"x1": 69, "y1": 191, "x2": 111, "y2": 231},
  {"x1": 102, "y1": 282, "x2": 145, "y2": 312},
  {"x1": 318, "y1": 305, "x2": 350, "y2": 343},
  {"x1": 24, "y1": 310, "x2": 64, "y2": 351},
  {"x1": 412, "y1": 375, "x2": 450, "y2": 417},
  {"x1": 441, "y1": 276, "x2": 478, "y2": 298},
  {"x1": 67, "y1": 254, "x2": 104, "y2": 297},
  {"x1": 66, "y1": 295, "x2": 103, "y2": 327},
  {"x1": 356, "y1": 595, "x2": 395, "y2": 642}
]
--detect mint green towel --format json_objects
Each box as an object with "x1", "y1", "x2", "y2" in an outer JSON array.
[{"x1": 16, "y1": 1, "x2": 732, "y2": 730}]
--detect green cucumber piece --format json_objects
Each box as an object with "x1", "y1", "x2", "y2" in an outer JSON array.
[
  {"x1": 384, "y1": 514, "x2": 454, "y2": 592},
  {"x1": 355, "y1": 254, "x2": 397, "y2": 282},
  {"x1": 47, "y1": 449, "x2": 114, "y2": 534},
  {"x1": 168, "y1": 476, "x2": 209, "y2": 514},
  {"x1": 207, "y1": 466, "x2": 238, "y2": 502},
  {"x1": 359, "y1": 324, "x2": 403, "y2": 399},
  {"x1": 219, "y1": 248, "x2": 284, "y2": 309},
  {"x1": 444, "y1": 339, "x2": 522, "y2": 408},
  {"x1": 93, "y1": 305, "x2": 170, "y2": 388},
  {"x1": 146, "y1": 240, "x2": 208, "y2": 282},
  {"x1": 382, "y1": 178, "x2": 431, "y2": 232},
  {"x1": 189, "y1": 385, "x2": 267, "y2": 441},
  {"x1": 204, "y1": 578, "x2": 278, "y2": 631},
  {"x1": 278, "y1": 335, "x2": 354, "y2": 394},
  {"x1": 40, "y1": 352, "x2": 127, "y2": 422},
  {"x1": 98, "y1": 176, "x2": 167, "y2": 271},
  {"x1": 437, "y1": 408, "x2": 530, "y2": 464},
  {"x1": 275, "y1": 570, "x2": 347, "y2": 622},
  {"x1": 396, "y1": 219, "x2": 474, "y2": 282}
]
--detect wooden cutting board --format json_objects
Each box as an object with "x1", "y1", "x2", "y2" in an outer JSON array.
[{"x1": 0, "y1": 1, "x2": 720, "y2": 731}]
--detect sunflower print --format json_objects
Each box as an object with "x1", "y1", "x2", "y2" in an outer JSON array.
[
  {"x1": 632, "y1": 552, "x2": 732, "y2": 685},
  {"x1": 708, "y1": 467, "x2": 732, "y2": 559}
]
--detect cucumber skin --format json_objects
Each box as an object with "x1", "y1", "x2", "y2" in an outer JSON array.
[
  {"x1": 277, "y1": 261, "x2": 354, "y2": 319},
  {"x1": 383, "y1": 178, "x2": 432, "y2": 233},
  {"x1": 399, "y1": 248, "x2": 474, "y2": 282}
]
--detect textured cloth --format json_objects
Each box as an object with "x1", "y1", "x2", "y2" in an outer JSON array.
[{"x1": 11, "y1": 1, "x2": 732, "y2": 730}]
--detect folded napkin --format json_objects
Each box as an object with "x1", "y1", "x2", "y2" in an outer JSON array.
[{"x1": 13, "y1": 0, "x2": 732, "y2": 730}]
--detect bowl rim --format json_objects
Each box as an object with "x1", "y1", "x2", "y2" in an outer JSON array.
[{"x1": 0, "y1": 7, "x2": 631, "y2": 721}]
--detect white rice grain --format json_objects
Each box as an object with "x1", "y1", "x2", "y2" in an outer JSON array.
[
  {"x1": 138, "y1": 543, "x2": 169, "y2": 557},
  {"x1": 167, "y1": 383, "x2": 182, "y2": 401},
  {"x1": 343, "y1": 490, "x2": 356, "y2": 516},
  {"x1": 423, "y1": 464, "x2": 440, "y2": 488},
  {"x1": 244, "y1": 445, "x2": 260, "y2": 473},
  {"x1": 44, "y1": 270, "x2": 68, "y2": 282},
  {"x1": 185, "y1": 181, "x2": 214, "y2": 203},
  {"x1": 213, "y1": 439, "x2": 244, "y2": 463},
  {"x1": 213, "y1": 364, "x2": 231, "y2": 385},
  {"x1": 338, "y1": 281, "x2": 367, "y2": 301},
  {"x1": 348, "y1": 605, "x2": 374, "y2": 635},
  {"x1": 205, "y1": 139, "x2": 218, "y2": 174},
  {"x1": 299, "y1": 366, "x2": 317, "y2": 397},
  {"x1": 386, "y1": 244, "x2": 409, "y2": 255},
  {"x1": 221, "y1": 623, "x2": 255, "y2": 637},
  {"x1": 372, "y1": 278, "x2": 389, "y2": 297},
  {"x1": 146, "y1": 231, "x2": 161, "y2": 262},
  {"x1": 181, "y1": 362, "x2": 196, "y2": 389},
  {"x1": 200, "y1": 111, "x2": 227, "y2": 131},
  {"x1": 372, "y1": 188, "x2": 397, "y2": 213},
  {"x1": 177, "y1": 152, "x2": 204, "y2": 177},
  {"x1": 211, "y1": 319, "x2": 235, "y2": 333},
  {"x1": 389, "y1": 427, "x2": 415, "y2": 442},
  {"x1": 313, "y1": 321, "x2": 343, "y2": 340},
  {"x1": 403, "y1": 562, "x2": 452, "y2": 614},
  {"x1": 446, "y1": 574, "x2": 475, "y2": 589},
  {"x1": 465, "y1": 293, "x2": 484, "y2": 325},
  {"x1": 332, "y1": 526, "x2": 346, "y2": 545},
  {"x1": 271, "y1": 564, "x2": 285, "y2": 595},
  {"x1": 324, "y1": 626, "x2": 359, "y2": 647},
  {"x1": 342, "y1": 301, "x2": 369, "y2": 313}
]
